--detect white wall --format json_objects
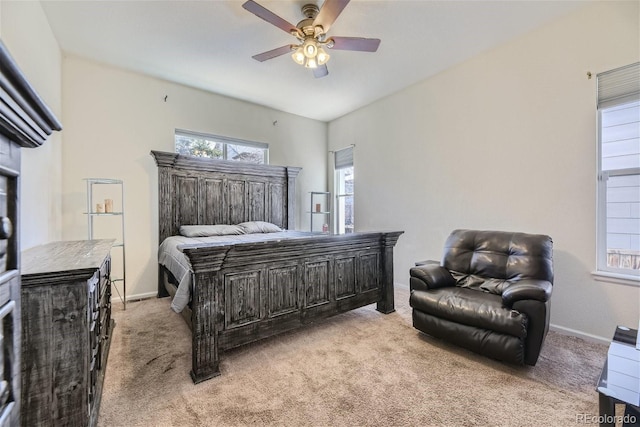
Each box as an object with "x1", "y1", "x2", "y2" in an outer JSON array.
[
  {"x1": 61, "y1": 56, "x2": 327, "y2": 299},
  {"x1": 5, "y1": 0, "x2": 638, "y2": 340},
  {"x1": 328, "y1": 1, "x2": 640, "y2": 341},
  {"x1": 0, "y1": 0, "x2": 63, "y2": 249}
]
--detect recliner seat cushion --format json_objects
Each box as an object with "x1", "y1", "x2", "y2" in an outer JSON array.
[
  {"x1": 410, "y1": 287, "x2": 528, "y2": 338},
  {"x1": 448, "y1": 272, "x2": 511, "y2": 295}
]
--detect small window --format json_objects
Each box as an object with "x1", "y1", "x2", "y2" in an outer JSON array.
[
  {"x1": 336, "y1": 166, "x2": 354, "y2": 234},
  {"x1": 334, "y1": 146, "x2": 354, "y2": 234},
  {"x1": 596, "y1": 63, "x2": 640, "y2": 281},
  {"x1": 175, "y1": 129, "x2": 268, "y2": 164}
]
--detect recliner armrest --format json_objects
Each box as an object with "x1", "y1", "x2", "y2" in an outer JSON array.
[
  {"x1": 409, "y1": 264, "x2": 456, "y2": 291},
  {"x1": 502, "y1": 279, "x2": 552, "y2": 307}
]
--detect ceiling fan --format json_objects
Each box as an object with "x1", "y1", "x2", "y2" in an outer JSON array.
[{"x1": 242, "y1": 0, "x2": 381, "y2": 78}]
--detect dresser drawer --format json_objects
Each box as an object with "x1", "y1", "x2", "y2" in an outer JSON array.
[
  {"x1": 99, "y1": 256, "x2": 110, "y2": 300},
  {"x1": 0, "y1": 155, "x2": 18, "y2": 277},
  {"x1": 0, "y1": 301, "x2": 16, "y2": 426},
  {"x1": 0, "y1": 274, "x2": 16, "y2": 309},
  {"x1": 0, "y1": 177, "x2": 9, "y2": 275},
  {"x1": 100, "y1": 256, "x2": 110, "y2": 282},
  {"x1": 0, "y1": 286, "x2": 8, "y2": 311},
  {"x1": 88, "y1": 356, "x2": 97, "y2": 414},
  {"x1": 0, "y1": 401, "x2": 14, "y2": 427}
]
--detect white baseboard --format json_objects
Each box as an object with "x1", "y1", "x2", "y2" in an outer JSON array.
[
  {"x1": 549, "y1": 323, "x2": 610, "y2": 345},
  {"x1": 113, "y1": 286, "x2": 614, "y2": 347},
  {"x1": 113, "y1": 291, "x2": 157, "y2": 304}
]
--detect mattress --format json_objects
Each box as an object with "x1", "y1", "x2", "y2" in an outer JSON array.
[{"x1": 158, "y1": 230, "x2": 313, "y2": 312}]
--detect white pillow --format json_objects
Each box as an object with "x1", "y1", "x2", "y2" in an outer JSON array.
[
  {"x1": 237, "y1": 221, "x2": 283, "y2": 234},
  {"x1": 179, "y1": 224, "x2": 246, "y2": 237}
]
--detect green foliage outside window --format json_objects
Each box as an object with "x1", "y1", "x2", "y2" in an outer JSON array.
[
  {"x1": 175, "y1": 136, "x2": 223, "y2": 159},
  {"x1": 175, "y1": 133, "x2": 266, "y2": 164}
]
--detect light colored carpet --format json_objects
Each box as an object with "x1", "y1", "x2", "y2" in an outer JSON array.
[{"x1": 98, "y1": 285, "x2": 611, "y2": 426}]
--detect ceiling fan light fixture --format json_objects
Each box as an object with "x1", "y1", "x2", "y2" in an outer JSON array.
[
  {"x1": 303, "y1": 39, "x2": 317, "y2": 58},
  {"x1": 316, "y1": 46, "x2": 330, "y2": 66},
  {"x1": 305, "y1": 57, "x2": 318, "y2": 69},
  {"x1": 244, "y1": 0, "x2": 381, "y2": 79},
  {"x1": 292, "y1": 38, "x2": 328, "y2": 69},
  {"x1": 292, "y1": 47, "x2": 305, "y2": 65}
]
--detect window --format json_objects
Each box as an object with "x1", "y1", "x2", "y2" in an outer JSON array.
[
  {"x1": 596, "y1": 63, "x2": 640, "y2": 281},
  {"x1": 175, "y1": 129, "x2": 268, "y2": 164},
  {"x1": 335, "y1": 146, "x2": 354, "y2": 234}
]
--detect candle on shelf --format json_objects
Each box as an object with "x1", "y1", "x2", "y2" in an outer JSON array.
[
  {"x1": 104, "y1": 199, "x2": 113, "y2": 213},
  {"x1": 315, "y1": 203, "x2": 321, "y2": 212},
  {"x1": 96, "y1": 203, "x2": 104, "y2": 213}
]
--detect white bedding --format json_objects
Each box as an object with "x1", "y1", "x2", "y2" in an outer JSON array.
[{"x1": 158, "y1": 231, "x2": 313, "y2": 312}]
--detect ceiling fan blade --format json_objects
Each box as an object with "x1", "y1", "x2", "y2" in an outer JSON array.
[
  {"x1": 242, "y1": 0, "x2": 298, "y2": 35},
  {"x1": 313, "y1": 0, "x2": 350, "y2": 34},
  {"x1": 329, "y1": 36, "x2": 381, "y2": 52},
  {"x1": 252, "y1": 45, "x2": 293, "y2": 62},
  {"x1": 313, "y1": 64, "x2": 329, "y2": 78}
]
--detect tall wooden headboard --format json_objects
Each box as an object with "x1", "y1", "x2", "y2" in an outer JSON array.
[{"x1": 151, "y1": 151, "x2": 301, "y2": 243}]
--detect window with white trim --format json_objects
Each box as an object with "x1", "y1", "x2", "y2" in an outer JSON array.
[
  {"x1": 596, "y1": 62, "x2": 640, "y2": 280},
  {"x1": 175, "y1": 129, "x2": 268, "y2": 164},
  {"x1": 334, "y1": 146, "x2": 354, "y2": 234}
]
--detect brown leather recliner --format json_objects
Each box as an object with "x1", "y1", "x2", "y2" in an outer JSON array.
[{"x1": 409, "y1": 229, "x2": 553, "y2": 366}]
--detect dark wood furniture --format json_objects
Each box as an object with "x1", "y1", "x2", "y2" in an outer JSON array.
[
  {"x1": 21, "y1": 240, "x2": 114, "y2": 427},
  {"x1": 151, "y1": 150, "x2": 403, "y2": 383},
  {"x1": 0, "y1": 41, "x2": 62, "y2": 426}
]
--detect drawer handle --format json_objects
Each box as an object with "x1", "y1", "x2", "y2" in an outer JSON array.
[{"x1": 0, "y1": 217, "x2": 12, "y2": 239}]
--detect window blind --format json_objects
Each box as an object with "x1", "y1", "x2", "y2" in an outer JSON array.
[
  {"x1": 596, "y1": 62, "x2": 640, "y2": 277},
  {"x1": 334, "y1": 146, "x2": 353, "y2": 170},
  {"x1": 597, "y1": 62, "x2": 640, "y2": 109}
]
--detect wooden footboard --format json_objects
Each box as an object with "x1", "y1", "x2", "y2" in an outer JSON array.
[
  {"x1": 159, "y1": 231, "x2": 402, "y2": 383},
  {"x1": 151, "y1": 150, "x2": 403, "y2": 383}
]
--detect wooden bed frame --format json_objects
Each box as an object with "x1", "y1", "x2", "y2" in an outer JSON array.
[{"x1": 151, "y1": 150, "x2": 403, "y2": 383}]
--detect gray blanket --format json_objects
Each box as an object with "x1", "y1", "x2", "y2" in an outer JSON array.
[{"x1": 158, "y1": 231, "x2": 313, "y2": 312}]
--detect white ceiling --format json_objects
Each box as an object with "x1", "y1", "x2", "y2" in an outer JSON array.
[{"x1": 40, "y1": 0, "x2": 588, "y2": 122}]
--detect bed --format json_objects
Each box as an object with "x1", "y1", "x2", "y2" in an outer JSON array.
[{"x1": 151, "y1": 150, "x2": 403, "y2": 383}]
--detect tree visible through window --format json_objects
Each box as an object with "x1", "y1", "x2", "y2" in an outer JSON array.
[{"x1": 175, "y1": 130, "x2": 268, "y2": 164}]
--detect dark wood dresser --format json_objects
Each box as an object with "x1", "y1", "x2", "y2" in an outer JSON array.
[
  {"x1": 21, "y1": 240, "x2": 115, "y2": 427},
  {"x1": 0, "y1": 41, "x2": 63, "y2": 426}
]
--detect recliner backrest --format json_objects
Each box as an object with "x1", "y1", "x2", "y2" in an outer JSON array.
[{"x1": 442, "y1": 229, "x2": 553, "y2": 293}]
